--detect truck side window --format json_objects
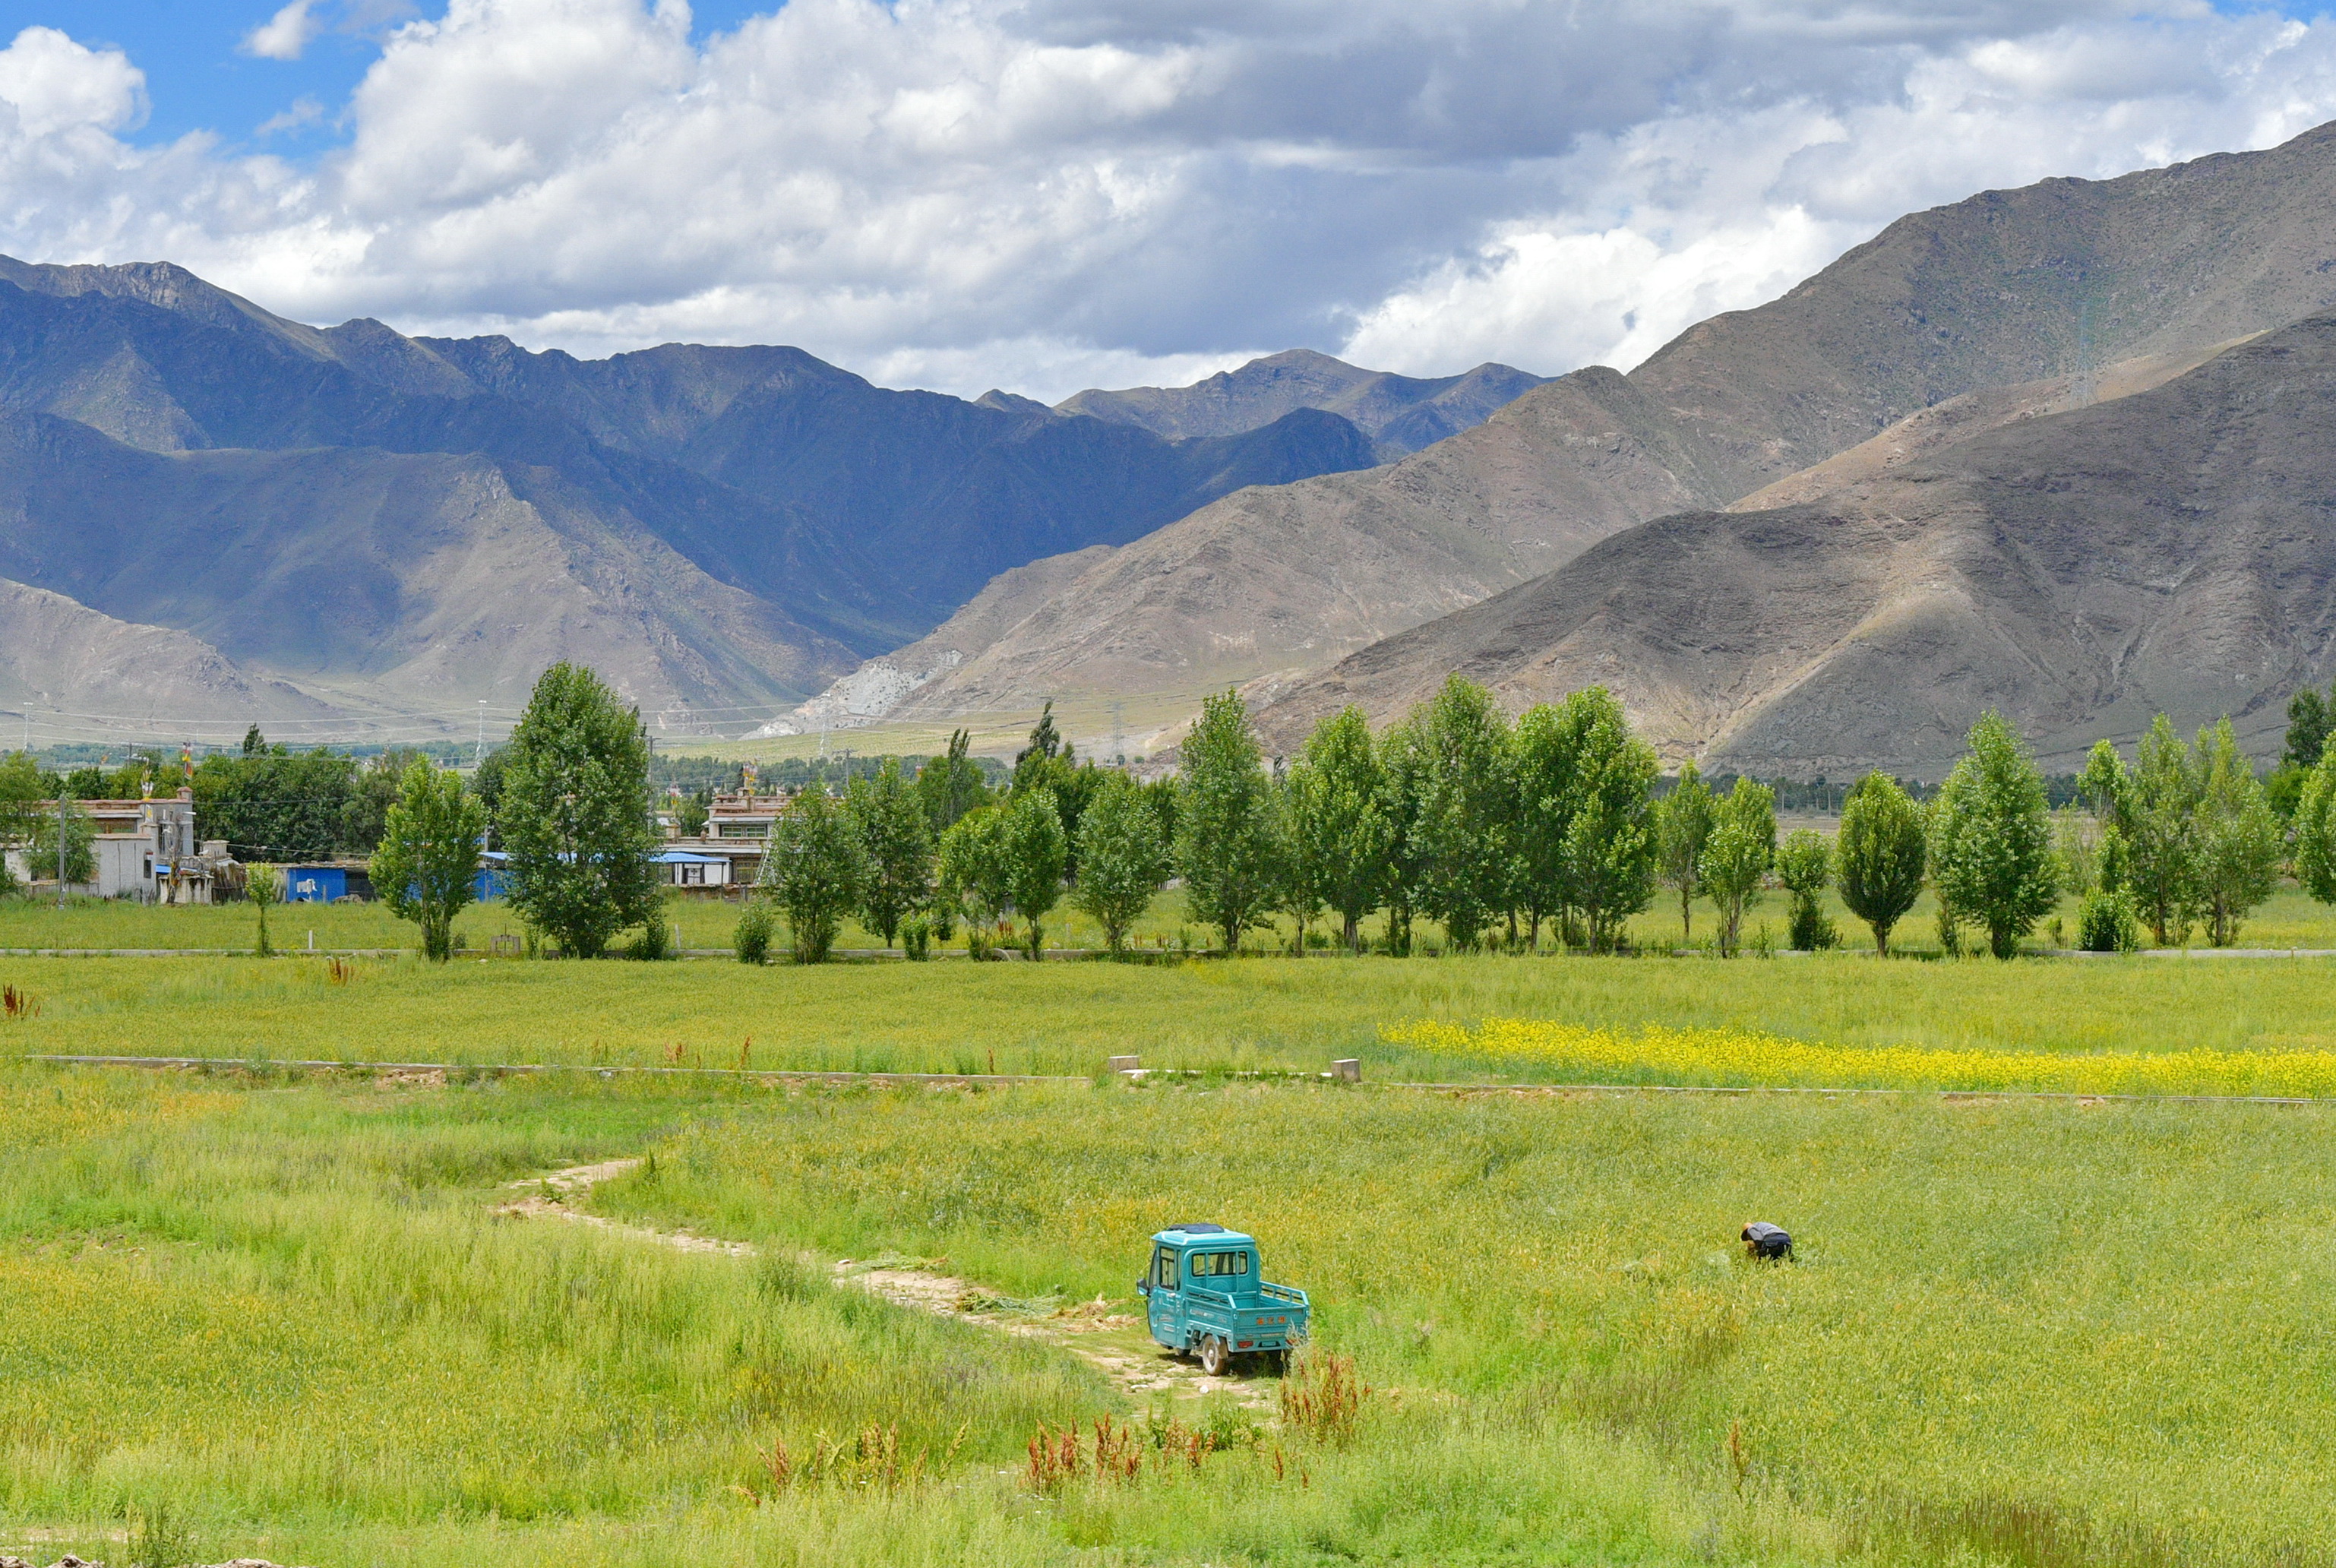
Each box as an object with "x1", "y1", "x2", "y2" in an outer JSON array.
[{"x1": 1154, "y1": 1247, "x2": 1177, "y2": 1289}]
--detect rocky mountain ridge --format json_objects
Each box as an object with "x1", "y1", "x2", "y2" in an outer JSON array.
[
  {"x1": 1254, "y1": 313, "x2": 2336, "y2": 773},
  {"x1": 817, "y1": 119, "x2": 2336, "y2": 750}
]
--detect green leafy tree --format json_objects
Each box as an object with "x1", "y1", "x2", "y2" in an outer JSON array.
[
  {"x1": 1284, "y1": 707, "x2": 1392, "y2": 953},
  {"x1": 2081, "y1": 720, "x2": 2204, "y2": 947},
  {"x1": 369, "y1": 757, "x2": 488, "y2": 961},
  {"x1": 1701, "y1": 778, "x2": 1775, "y2": 956},
  {"x1": 937, "y1": 805, "x2": 1013, "y2": 940},
  {"x1": 1655, "y1": 761, "x2": 1716, "y2": 944},
  {"x1": 1073, "y1": 773, "x2": 1169, "y2": 953},
  {"x1": 763, "y1": 787, "x2": 864, "y2": 963},
  {"x1": 26, "y1": 797, "x2": 95, "y2": 888},
  {"x1": 1554, "y1": 688, "x2": 1658, "y2": 953},
  {"x1": 1268, "y1": 772, "x2": 1321, "y2": 952},
  {"x1": 1777, "y1": 828, "x2": 1838, "y2": 950},
  {"x1": 846, "y1": 758, "x2": 933, "y2": 948},
  {"x1": 2284, "y1": 683, "x2": 2333, "y2": 770},
  {"x1": 499, "y1": 663, "x2": 663, "y2": 958},
  {"x1": 675, "y1": 787, "x2": 711, "y2": 838},
  {"x1": 1376, "y1": 716, "x2": 1429, "y2": 955},
  {"x1": 1003, "y1": 786, "x2": 1068, "y2": 957},
  {"x1": 1836, "y1": 772, "x2": 1925, "y2": 955},
  {"x1": 1175, "y1": 691, "x2": 1280, "y2": 954},
  {"x1": 916, "y1": 729, "x2": 990, "y2": 837},
  {"x1": 1509, "y1": 702, "x2": 1582, "y2": 947},
  {"x1": 342, "y1": 748, "x2": 426, "y2": 854},
  {"x1": 2192, "y1": 719, "x2": 2279, "y2": 948},
  {"x1": 245, "y1": 863, "x2": 281, "y2": 958},
  {"x1": 2294, "y1": 749, "x2": 2336, "y2": 907},
  {"x1": 1403, "y1": 675, "x2": 1514, "y2": 951},
  {"x1": 1929, "y1": 711, "x2": 2059, "y2": 959}
]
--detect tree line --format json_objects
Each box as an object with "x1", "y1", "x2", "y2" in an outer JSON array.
[
  {"x1": 753, "y1": 673, "x2": 2336, "y2": 963},
  {"x1": 84, "y1": 656, "x2": 2328, "y2": 964}
]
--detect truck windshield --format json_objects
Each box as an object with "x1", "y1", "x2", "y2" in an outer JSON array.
[{"x1": 1187, "y1": 1250, "x2": 1250, "y2": 1280}]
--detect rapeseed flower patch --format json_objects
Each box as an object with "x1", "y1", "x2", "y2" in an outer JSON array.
[{"x1": 1386, "y1": 1016, "x2": 2336, "y2": 1098}]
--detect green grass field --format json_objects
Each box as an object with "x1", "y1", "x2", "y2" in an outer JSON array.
[{"x1": 8, "y1": 925, "x2": 2336, "y2": 1566}]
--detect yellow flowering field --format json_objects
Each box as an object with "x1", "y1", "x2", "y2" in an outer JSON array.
[{"x1": 1386, "y1": 1016, "x2": 2336, "y2": 1098}]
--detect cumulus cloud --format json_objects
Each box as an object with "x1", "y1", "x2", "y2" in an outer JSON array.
[
  {"x1": 4, "y1": 2, "x2": 2336, "y2": 398},
  {"x1": 245, "y1": 1, "x2": 324, "y2": 62}
]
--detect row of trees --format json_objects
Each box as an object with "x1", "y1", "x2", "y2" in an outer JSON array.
[
  {"x1": 215, "y1": 656, "x2": 2334, "y2": 965},
  {"x1": 752, "y1": 671, "x2": 2332, "y2": 963}
]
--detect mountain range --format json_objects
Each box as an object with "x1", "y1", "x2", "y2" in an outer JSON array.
[
  {"x1": 0, "y1": 258, "x2": 1537, "y2": 738},
  {"x1": 811, "y1": 119, "x2": 2336, "y2": 766}
]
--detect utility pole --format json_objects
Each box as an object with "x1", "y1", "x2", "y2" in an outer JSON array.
[{"x1": 475, "y1": 700, "x2": 486, "y2": 768}]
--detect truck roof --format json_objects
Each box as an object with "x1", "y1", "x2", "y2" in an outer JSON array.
[{"x1": 1154, "y1": 1224, "x2": 1256, "y2": 1245}]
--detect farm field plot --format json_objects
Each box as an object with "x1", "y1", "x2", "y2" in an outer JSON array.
[
  {"x1": 8, "y1": 947, "x2": 2336, "y2": 1091},
  {"x1": 5, "y1": 1061, "x2": 2333, "y2": 1568}
]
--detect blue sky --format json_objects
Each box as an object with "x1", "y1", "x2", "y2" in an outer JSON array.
[
  {"x1": 0, "y1": 1, "x2": 782, "y2": 149},
  {"x1": 0, "y1": 1, "x2": 2333, "y2": 399}
]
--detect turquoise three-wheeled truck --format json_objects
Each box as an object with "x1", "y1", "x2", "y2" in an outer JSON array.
[{"x1": 1138, "y1": 1223, "x2": 1310, "y2": 1375}]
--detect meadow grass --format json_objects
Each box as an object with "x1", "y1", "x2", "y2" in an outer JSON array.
[
  {"x1": 0, "y1": 1067, "x2": 1835, "y2": 1568},
  {"x1": 602, "y1": 1077, "x2": 2336, "y2": 1565},
  {"x1": 4, "y1": 944, "x2": 2336, "y2": 1086}
]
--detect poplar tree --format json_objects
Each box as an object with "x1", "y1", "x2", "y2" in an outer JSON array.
[
  {"x1": 1835, "y1": 771, "x2": 1924, "y2": 955},
  {"x1": 1510, "y1": 701, "x2": 1582, "y2": 947},
  {"x1": 1285, "y1": 707, "x2": 1392, "y2": 953},
  {"x1": 2192, "y1": 719, "x2": 2279, "y2": 948},
  {"x1": 915, "y1": 729, "x2": 988, "y2": 836},
  {"x1": 764, "y1": 786, "x2": 864, "y2": 963},
  {"x1": 1701, "y1": 777, "x2": 1776, "y2": 956},
  {"x1": 846, "y1": 757, "x2": 932, "y2": 948},
  {"x1": 1929, "y1": 711, "x2": 2057, "y2": 959},
  {"x1": 500, "y1": 663, "x2": 662, "y2": 958},
  {"x1": 1557, "y1": 688, "x2": 1659, "y2": 953},
  {"x1": 1405, "y1": 675, "x2": 1514, "y2": 950},
  {"x1": 937, "y1": 805, "x2": 1013, "y2": 939},
  {"x1": 1004, "y1": 786, "x2": 1068, "y2": 957},
  {"x1": 2294, "y1": 749, "x2": 2336, "y2": 907},
  {"x1": 1176, "y1": 691, "x2": 1279, "y2": 954},
  {"x1": 1655, "y1": 762, "x2": 1715, "y2": 944},
  {"x1": 1073, "y1": 773, "x2": 1169, "y2": 953},
  {"x1": 371, "y1": 757, "x2": 488, "y2": 962},
  {"x1": 2081, "y1": 719, "x2": 2202, "y2": 946},
  {"x1": 1778, "y1": 829, "x2": 1835, "y2": 950}
]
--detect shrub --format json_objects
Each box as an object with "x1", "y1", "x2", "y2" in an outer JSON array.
[
  {"x1": 733, "y1": 899, "x2": 774, "y2": 965},
  {"x1": 2078, "y1": 888, "x2": 2142, "y2": 953},
  {"x1": 899, "y1": 912, "x2": 931, "y2": 960}
]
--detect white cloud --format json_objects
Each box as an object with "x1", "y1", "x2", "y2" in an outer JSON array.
[
  {"x1": 245, "y1": 1, "x2": 324, "y2": 62},
  {"x1": 6, "y1": 2, "x2": 2336, "y2": 399}
]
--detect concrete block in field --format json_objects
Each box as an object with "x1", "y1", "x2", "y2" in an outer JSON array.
[
  {"x1": 1330, "y1": 1058, "x2": 1361, "y2": 1083},
  {"x1": 1107, "y1": 1054, "x2": 1141, "y2": 1075}
]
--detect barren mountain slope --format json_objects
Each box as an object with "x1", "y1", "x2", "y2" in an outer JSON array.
[
  {"x1": 883, "y1": 367, "x2": 1724, "y2": 720},
  {"x1": 1253, "y1": 314, "x2": 2336, "y2": 774},
  {"x1": 0, "y1": 413, "x2": 849, "y2": 722},
  {"x1": 0, "y1": 577, "x2": 333, "y2": 729},
  {"x1": 863, "y1": 119, "x2": 2336, "y2": 733}
]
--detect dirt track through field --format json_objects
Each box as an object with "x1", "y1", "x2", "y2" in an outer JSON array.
[{"x1": 498, "y1": 1162, "x2": 1275, "y2": 1408}]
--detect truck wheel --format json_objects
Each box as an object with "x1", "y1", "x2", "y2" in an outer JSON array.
[{"x1": 1199, "y1": 1336, "x2": 1229, "y2": 1377}]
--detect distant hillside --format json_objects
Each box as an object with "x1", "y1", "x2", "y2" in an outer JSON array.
[
  {"x1": 863, "y1": 119, "x2": 2336, "y2": 739},
  {"x1": 1057, "y1": 349, "x2": 1545, "y2": 457},
  {"x1": 1255, "y1": 315, "x2": 2336, "y2": 773},
  {"x1": 0, "y1": 257, "x2": 1386, "y2": 732}
]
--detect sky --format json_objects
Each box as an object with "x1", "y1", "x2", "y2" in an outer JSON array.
[{"x1": 0, "y1": 2, "x2": 2331, "y2": 401}]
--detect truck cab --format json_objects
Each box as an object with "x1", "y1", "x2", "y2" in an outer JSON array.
[{"x1": 1135, "y1": 1223, "x2": 1310, "y2": 1376}]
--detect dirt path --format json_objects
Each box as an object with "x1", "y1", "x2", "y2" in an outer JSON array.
[{"x1": 498, "y1": 1162, "x2": 1275, "y2": 1409}]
